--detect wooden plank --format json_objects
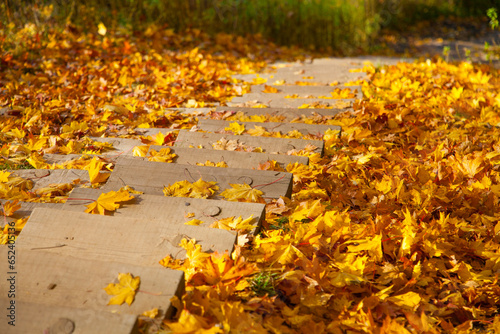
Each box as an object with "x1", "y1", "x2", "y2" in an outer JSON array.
[
  {"x1": 63, "y1": 188, "x2": 265, "y2": 240},
  {"x1": 175, "y1": 130, "x2": 324, "y2": 155},
  {"x1": 134, "y1": 128, "x2": 175, "y2": 137},
  {"x1": 231, "y1": 57, "x2": 369, "y2": 84},
  {"x1": 228, "y1": 94, "x2": 355, "y2": 109},
  {"x1": 249, "y1": 84, "x2": 363, "y2": 99},
  {"x1": 0, "y1": 200, "x2": 63, "y2": 224},
  {"x1": 104, "y1": 159, "x2": 294, "y2": 199},
  {"x1": 1, "y1": 300, "x2": 139, "y2": 334},
  {"x1": 145, "y1": 146, "x2": 309, "y2": 169},
  {"x1": 91, "y1": 137, "x2": 143, "y2": 155},
  {"x1": 0, "y1": 247, "x2": 184, "y2": 324},
  {"x1": 197, "y1": 119, "x2": 339, "y2": 136},
  {"x1": 9, "y1": 169, "x2": 90, "y2": 189},
  {"x1": 16, "y1": 207, "x2": 237, "y2": 263},
  {"x1": 43, "y1": 153, "x2": 93, "y2": 165},
  {"x1": 215, "y1": 106, "x2": 344, "y2": 120}
]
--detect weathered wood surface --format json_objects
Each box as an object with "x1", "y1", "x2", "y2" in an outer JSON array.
[
  {"x1": 175, "y1": 130, "x2": 324, "y2": 155},
  {"x1": 228, "y1": 94, "x2": 355, "y2": 109},
  {"x1": 16, "y1": 207, "x2": 237, "y2": 262},
  {"x1": 63, "y1": 188, "x2": 265, "y2": 235},
  {"x1": 146, "y1": 146, "x2": 309, "y2": 168},
  {"x1": 104, "y1": 158, "x2": 294, "y2": 199},
  {"x1": 0, "y1": 247, "x2": 184, "y2": 329},
  {"x1": 215, "y1": 106, "x2": 345, "y2": 120},
  {"x1": 197, "y1": 119, "x2": 339, "y2": 136},
  {"x1": 9, "y1": 169, "x2": 89, "y2": 189},
  {"x1": 0, "y1": 200, "x2": 63, "y2": 223},
  {"x1": 1, "y1": 301, "x2": 139, "y2": 334},
  {"x1": 249, "y1": 84, "x2": 363, "y2": 99},
  {"x1": 90, "y1": 137, "x2": 143, "y2": 155}
]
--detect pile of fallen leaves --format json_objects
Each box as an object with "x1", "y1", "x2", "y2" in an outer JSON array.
[
  {"x1": 161, "y1": 60, "x2": 500, "y2": 333},
  {"x1": 2, "y1": 19, "x2": 500, "y2": 333},
  {"x1": 0, "y1": 21, "x2": 302, "y2": 169}
]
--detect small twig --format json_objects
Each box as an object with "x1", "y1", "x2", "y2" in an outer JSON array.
[
  {"x1": 138, "y1": 289, "x2": 163, "y2": 296},
  {"x1": 64, "y1": 197, "x2": 96, "y2": 203},
  {"x1": 26, "y1": 171, "x2": 51, "y2": 180},
  {"x1": 31, "y1": 244, "x2": 67, "y2": 250}
]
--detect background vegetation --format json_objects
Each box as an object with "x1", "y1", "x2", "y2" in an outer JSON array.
[{"x1": 1, "y1": 0, "x2": 497, "y2": 53}]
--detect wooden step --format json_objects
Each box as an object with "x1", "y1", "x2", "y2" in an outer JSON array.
[
  {"x1": 91, "y1": 137, "x2": 143, "y2": 155},
  {"x1": 197, "y1": 119, "x2": 339, "y2": 136},
  {"x1": 8, "y1": 169, "x2": 89, "y2": 189},
  {"x1": 175, "y1": 130, "x2": 324, "y2": 155},
  {"x1": 63, "y1": 188, "x2": 265, "y2": 241},
  {"x1": 148, "y1": 146, "x2": 309, "y2": 169},
  {"x1": 249, "y1": 84, "x2": 363, "y2": 99},
  {"x1": 16, "y1": 207, "x2": 237, "y2": 263},
  {"x1": 215, "y1": 106, "x2": 344, "y2": 120},
  {"x1": 104, "y1": 158, "x2": 293, "y2": 199},
  {"x1": 1, "y1": 301, "x2": 139, "y2": 334},
  {"x1": 228, "y1": 93, "x2": 355, "y2": 109},
  {"x1": 0, "y1": 247, "x2": 183, "y2": 333}
]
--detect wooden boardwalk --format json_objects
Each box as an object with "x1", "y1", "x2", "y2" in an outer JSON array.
[{"x1": 0, "y1": 57, "x2": 393, "y2": 333}]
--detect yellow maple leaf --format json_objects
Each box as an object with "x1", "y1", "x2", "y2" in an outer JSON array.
[
  {"x1": 26, "y1": 152, "x2": 48, "y2": 169},
  {"x1": 262, "y1": 85, "x2": 280, "y2": 93},
  {"x1": 104, "y1": 272, "x2": 140, "y2": 306},
  {"x1": 167, "y1": 309, "x2": 221, "y2": 333},
  {"x1": 163, "y1": 178, "x2": 219, "y2": 199},
  {"x1": 0, "y1": 171, "x2": 11, "y2": 183},
  {"x1": 191, "y1": 178, "x2": 219, "y2": 198},
  {"x1": 220, "y1": 183, "x2": 265, "y2": 203},
  {"x1": 210, "y1": 215, "x2": 255, "y2": 232},
  {"x1": 196, "y1": 160, "x2": 228, "y2": 168},
  {"x1": 148, "y1": 147, "x2": 177, "y2": 163},
  {"x1": 346, "y1": 235, "x2": 383, "y2": 262},
  {"x1": 132, "y1": 145, "x2": 149, "y2": 157},
  {"x1": 185, "y1": 218, "x2": 204, "y2": 226},
  {"x1": 97, "y1": 22, "x2": 107, "y2": 36},
  {"x1": 246, "y1": 125, "x2": 270, "y2": 137},
  {"x1": 85, "y1": 157, "x2": 110, "y2": 184},
  {"x1": 225, "y1": 122, "x2": 245, "y2": 135},
  {"x1": 141, "y1": 308, "x2": 159, "y2": 319},
  {"x1": 85, "y1": 188, "x2": 134, "y2": 215},
  {"x1": 387, "y1": 291, "x2": 421, "y2": 309},
  {"x1": 1, "y1": 200, "x2": 21, "y2": 217}
]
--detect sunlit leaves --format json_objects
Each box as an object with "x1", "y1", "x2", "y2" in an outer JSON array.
[
  {"x1": 85, "y1": 157, "x2": 110, "y2": 184},
  {"x1": 225, "y1": 122, "x2": 245, "y2": 135},
  {"x1": 85, "y1": 188, "x2": 135, "y2": 215},
  {"x1": 1, "y1": 200, "x2": 21, "y2": 217},
  {"x1": 104, "y1": 273, "x2": 140, "y2": 306},
  {"x1": 220, "y1": 183, "x2": 264, "y2": 203},
  {"x1": 147, "y1": 148, "x2": 177, "y2": 163},
  {"x1": 163, "y1": 178, "x2": 219, "y2": 199}
]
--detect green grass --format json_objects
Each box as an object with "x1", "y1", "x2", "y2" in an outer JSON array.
[
  {"x1": 249, "y1": 271, "x2": 279, "y2": 297},
  {"x1": 0, "y1": 161, "x2": 35, "y2": 170}
]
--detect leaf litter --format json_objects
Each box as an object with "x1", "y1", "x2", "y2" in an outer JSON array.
[{"x1": 1, "y1": 21, "x2": 500, "y2": 333}]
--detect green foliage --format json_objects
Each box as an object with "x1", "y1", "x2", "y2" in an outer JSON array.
[
  {"x1": 269, "y1": 216, "x2": 290, "y2": 232},
  {"x1": 1, "y1": 0, "x2": 496, "y2": 52},
  {"x1": 249, "y1": 271, "x2": 279, "y2": 297},
  {"x1": 0, "y1": 161, "x2": 35, "y2": 170},
  {"x1": 487, "y1": 7, "x2": 498, "y2": 30}
]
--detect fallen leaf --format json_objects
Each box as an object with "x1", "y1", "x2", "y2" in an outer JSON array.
[{"x1": 104, "y1": 273, "x2": 140, "y2": 306}]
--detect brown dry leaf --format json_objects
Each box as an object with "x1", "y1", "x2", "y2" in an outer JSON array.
[{"x1": 212, "y1": 137, "x2": 240, "y2": 151}]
